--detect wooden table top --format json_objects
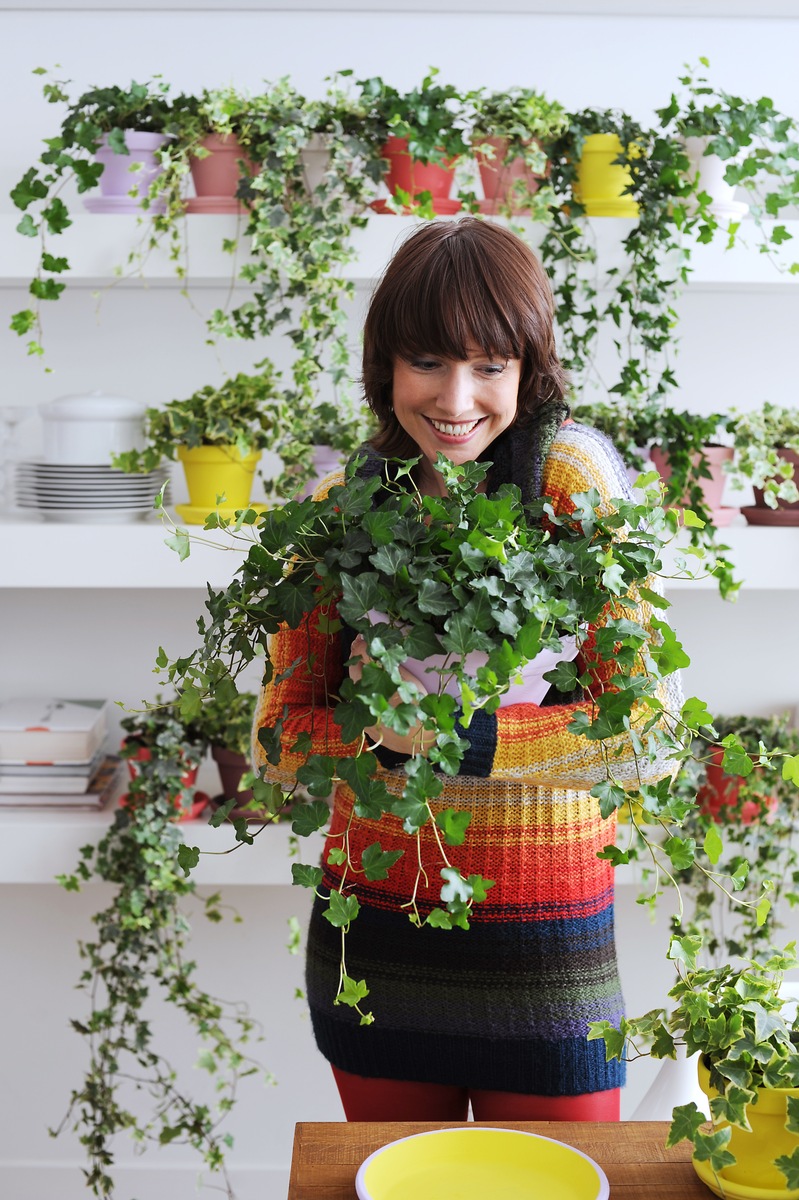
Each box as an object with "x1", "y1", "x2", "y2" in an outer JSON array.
[{"x1": 287, "y1": 1120, "x2": 709, "y2": 1199}]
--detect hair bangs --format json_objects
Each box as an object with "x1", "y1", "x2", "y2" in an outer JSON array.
[{"x1": 389, "y1": 240, "x2": 521, "y2": 365}]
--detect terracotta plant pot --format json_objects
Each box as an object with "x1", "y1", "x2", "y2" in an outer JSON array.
[
  {"x1": 473, "y1": 136, "x2": 545, "y2": 214},
  {"x1": 175, "y1": 445, "x2": 262, "y2": 525},
  {"x1": 743, "y1": 447, "x2": 799, "y2": 526},
  {"x1": 650, "y1": 444, "x2": 739, "y2": 526},
  {"x1": 186, "y1": 133, "x2": 258, "y2": 214},
  {"x1": 694, "y1": 1056, "x2": 799, "y2": 1198},
  {"x1": 211, "y1": 745, "x2": 254, "y2": 805},
  {"x1": 372, "y1": 136, "x2": 461, "y2": 215},
  {"x1": 574, "y1": 133, "x2": 639, "y2": 218},
  {"x1": 697, "y1": 746, "x2": 778, "y2": 826}
]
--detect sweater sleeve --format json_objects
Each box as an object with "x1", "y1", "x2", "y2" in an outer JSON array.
[{"x1": 453, "y1": 423, "x2": 684, "y2": 791}]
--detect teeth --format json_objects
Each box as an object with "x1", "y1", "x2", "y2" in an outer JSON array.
[{"x1": 430, "y1": 418, "x2": 480, "y2": 437}]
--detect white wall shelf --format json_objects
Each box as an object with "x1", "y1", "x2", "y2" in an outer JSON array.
[
  {"x1": 3, "y1": 213, "x2": 799, "y2": 291},
  {"x1": 0, "y1": 804, "x2": 324, "y2": 886},
  {"x1": 3, "y1": 517, "x2": 797, "y2": 589}
]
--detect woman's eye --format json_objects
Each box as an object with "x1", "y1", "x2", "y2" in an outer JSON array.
[
  {"x1": 412, "y1": 359, "x2": 441, "y2": 371},
  {"x1": 479, "y1": 363, "x2": 506, "y2": 376}
]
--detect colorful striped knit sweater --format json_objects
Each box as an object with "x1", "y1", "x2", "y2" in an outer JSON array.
[{"x1": 252, "y1": 418, "x2": 682, "y2": 1095}]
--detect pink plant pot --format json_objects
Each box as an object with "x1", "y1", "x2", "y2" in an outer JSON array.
[
  {"x1": 186, "y1": 133, "x2": 258, "y2": 213},
  {"x1": 474, "y1": 136, "x2": 545, "y2": 213},
  {"x1": 650, "y1": 444, "x2": 738, "y2": 524}
]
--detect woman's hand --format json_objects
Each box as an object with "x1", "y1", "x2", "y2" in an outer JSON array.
[{"x1": 348, "y1": 635, "x2": 436, "y2": 756}]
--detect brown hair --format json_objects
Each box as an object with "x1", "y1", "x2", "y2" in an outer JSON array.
[{"x1": 362, "y1": 218, "x2": 570, "y2": 458}]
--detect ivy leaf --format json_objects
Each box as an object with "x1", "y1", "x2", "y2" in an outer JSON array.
[
  {"x1": 786, "y1": 1095, "x2": 799, "y2": 1135},
  {"x1": 16, "y1": 213, "x2": 38, "y2": 237},
  {"x1": 177, "y1": 844, "x2": 200, "y2": 876},
  {"x1": 775, "y1": 1148, "x2": 799, "y2": 1192},
  {"x1": 667, "y1": 1102, "x2": 708, "y2": 1147},
  {"x1": 755, "y1": 893, "x2": 772, "y2": 927},
  {"x1": 669, "y1": 933, "x2": 703, "y2": 972},
  {"x1": 664, "y1": 835, "x2": 696, "y2": 871},
  {"x1": 681, "y1": 696, "x2": 716, "y2": 732},
  {"x1": 440, "y1": 867, "x2": 472, "y2": 906},
  {"x1": 681, "y1": 508, "x2": 706, "y2": 529},
  {"x1": 710, "y1": 1085, "x2": 755, "y2": 1131},
  {"x1": 164, "y1": 529, "x2": 191, "y2": 561},
  {"x1": 425, "y1": 908, "x2": 454, "y2": 929},
  {"x1": 434, "y1": 808, "x2": 472, "y2": 846},
  {"x1": 41, "y1": 251, "x2": 69, "y2": 273},
  {"x1": 295, "y1": 755, "x2": 336, "y2": 797},
  {"x1": 703, "y1": 823, "x2": 723, "y2": 866},
  {"x1": 721, "y1": 735, "x2": 754, "y2": 777},
  {"x1": 209, "y1": 797, "x2": 237, "y2": 827},
  {"x1": 10, "y1": 309, "x2": 36, "y2": 335},
  {"x1": 10, "y1": 167, "x2": 48, "y2": 210},
  {"x1": 782, "y1": 754, "x2": 799, "y2": 785},
  {"x1": 691, "y1": 1127, "x2": 734, "y2": 1174},
  {"x1": 467, "y1": 874, "x2": 495, "y2": 903},
  {"x1": 596, "y1": 844, "x2": 630, "y2": 866},
  {"x1": 586, "y1": 1019, "x2": 627, "y2": 1062},
  {"x1": 327, "y1": 847, "x2": 347, "y2": 866},
  {"x1": 290, "y1": 799, "x2": 331, "y2": 837},
  {"x1": 291, "y1": 862, "x2": 323, "y2": 890},
  {"x1": 590, "y1": 779, "x2": 627, "y2": 819},
  {"x1": 361, "y1": 841, "x2": 403, "y2": 881},
  {"x1": 323, "y1": 890, "x2": 360, "y2": 928},
  {"x1": 649, "y1": 618, "x2": 691, "y2": 674},
  {"x1": 638, "y1": 584, "x2": 671, "y2": 611},
  {"x1": 334, "y1": 975, "x2": 369, "y2": 1008}
]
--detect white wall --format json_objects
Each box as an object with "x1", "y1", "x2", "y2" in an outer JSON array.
[{"x1": 3, "y1": 5, "x2": 799, "y2": 1198}]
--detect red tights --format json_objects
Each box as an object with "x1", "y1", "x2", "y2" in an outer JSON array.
[{"x1": 331, "y1": 1065, "x2": 620, "y2": 1123}]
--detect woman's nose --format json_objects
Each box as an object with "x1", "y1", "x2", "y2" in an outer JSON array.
[{"x1": 436, "y1": 365, "x2": 474, "y2": 415}]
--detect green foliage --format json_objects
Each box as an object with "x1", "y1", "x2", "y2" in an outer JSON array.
[
  {"x1": 727, "y1": 401, "x2": 799, "y2": 509},
  {"x1": 195, "y1": 685, "x2": 257, "y2": 757},
  {"x1": 55, "y1": 707, "x2": 265, "y2": 1198},
  {"x1": 113, "y1": 366, "x2": 281, "y2": 473},
  {"x1": 590, "y1": 947, "x2": 799, "y2": 1188},
  {"x1": 355, "y1": 67, "x2": 469, "y2": 164}
]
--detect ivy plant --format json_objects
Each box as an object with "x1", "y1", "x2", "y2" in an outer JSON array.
[
  {"x1": 727, "y1": 401, "x2": 799, "y2": 508},
  {"x1": 589, "y1": 942, "x2": 799, "y2": 1190},
  {"x1": 54, "y1": 704, "x2": 265, "y2": 1199}
]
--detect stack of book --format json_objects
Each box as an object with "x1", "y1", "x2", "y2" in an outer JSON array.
[{"x1": 0, "y1": 698, "x2": 122, "y2": 809}]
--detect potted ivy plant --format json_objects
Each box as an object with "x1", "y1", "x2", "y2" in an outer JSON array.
[
  {"x1": 119, "y1": 694, "x2": 208, "y2": 821},
  {"x1": 647, "y1": 713, "x2": 799, "y2": 971},
  {"x1": 468, "y1": 86, "x2": 567, "y2": 216},
  {"x1": 10, "y1": 71, "x2": 178, "y2": 357},
  {"x1": 56, "y1": 698, "x2": 262, "y2": 1197},
  {"x1": 196, "y1": 684, "x2": 257, "y2": 807},
  {"x1": 356, "y1": 69, "x2": 470, "y2": 214},
  {"x1": 113, "y1": 365, "x2": 280, "y2": 523},
  {"x1": 658, "y1": 59, "x2": 799, "y2": 267},
  {"x1": 589, "y1": 941, "x2": 799, "y2": 1199},
  {"x1": 726, "y1": 402, "x2": 799, "y2": 525}
]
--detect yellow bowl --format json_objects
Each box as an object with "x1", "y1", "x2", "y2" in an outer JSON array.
[{"x1": 355, "y1": 1126, "x2": 609, "y2": 1200}]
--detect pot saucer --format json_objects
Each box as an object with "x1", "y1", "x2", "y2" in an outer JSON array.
[
  {"x1": 174, "y1": 502, "x2": 271, "y2": 526},
  {"x1": 707, "y1": 506, "x2": 741, "y2": 527},
  {"x1": 83, "y1": 195, "x2": 167, "y2": 214},
  {"x1": 369, "y1": 197, "x2": 462, "y2": 215},
  {"x1": 692, "y1": 1155, "x2": 780, "y2": 1200},
  {"x1": 184, "y1": 196, "x2": 250, "y2": 214},
  {"x1": 741, "y1": 504, "x2": 799, "y2": 526}
]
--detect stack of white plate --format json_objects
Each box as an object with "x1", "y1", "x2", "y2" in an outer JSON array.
[{"x1": 15, "y1": 461, "x2": 170, "y2": 524}]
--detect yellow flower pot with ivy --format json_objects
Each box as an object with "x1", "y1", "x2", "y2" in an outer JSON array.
[
  {"x1": 176, "y1": 445, "x2": 261, "y2": 524},
  {"x1": 575, "y1": 133, "x2": 639, "y2": 217},
  {"x1": 694, "y1": 1057, "x2": 799, "y2": 1199}
]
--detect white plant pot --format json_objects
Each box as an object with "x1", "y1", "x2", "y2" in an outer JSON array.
[
  {"x1": 681, "y1": 136, "x2": 749, "y2": 219},
  {"x1": 301, "y1": 134, "x2": 333, "y2": 197}
]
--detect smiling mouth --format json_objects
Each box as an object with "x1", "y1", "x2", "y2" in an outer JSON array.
[{"x1": 428, "y1": 417, "x2": 484, "y2": 437}]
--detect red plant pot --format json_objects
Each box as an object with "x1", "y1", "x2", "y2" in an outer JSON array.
[
  {"x1": 121, "y1": 742, "x2": 206, "y2": 822},
  {"x1": 372, "y1": 136, "x2": 460, "y2": 215},
  {"x1": 474, "y1": 136, "x2": 546, "y2": 214},
  {"x1": 698, "y1": 747, "x2": 778, "y2": 826}
]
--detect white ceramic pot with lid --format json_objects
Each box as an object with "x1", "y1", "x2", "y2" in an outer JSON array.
[{"x1": 39, "y1": 392, "x2": 147, "y2": 464}]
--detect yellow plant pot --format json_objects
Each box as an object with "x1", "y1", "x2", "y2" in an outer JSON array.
[
  {"x1": 176, "y1": 445, "x2": 261, "y2": 525},
  {"x1": 574, "y1": 133, "x2": 639, "y2": 218},
  {"x1": 694, "y1": 1057, "x2": 799, "y2": 1199}
]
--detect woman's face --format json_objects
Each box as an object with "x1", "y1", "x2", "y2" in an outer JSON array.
[{"x1": 392, "y1": 348, "x2": 521, "y2": 485}]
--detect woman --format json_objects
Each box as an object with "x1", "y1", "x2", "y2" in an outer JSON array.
[{"x1": 253, "y1": 218, "x2": 681, "y2": 1122}]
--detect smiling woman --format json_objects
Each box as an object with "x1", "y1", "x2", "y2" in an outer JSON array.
[
  {"x1": 252, "y1": 217, "x2": 682, "y2": 1127},
  {"x1": 391, "y1": 351, "x2": 521, "y2": 494}
]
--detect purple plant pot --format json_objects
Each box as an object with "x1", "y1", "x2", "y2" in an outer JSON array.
[{"x1": 84, "y1": 131, "x2": 168, "y2": 213}]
